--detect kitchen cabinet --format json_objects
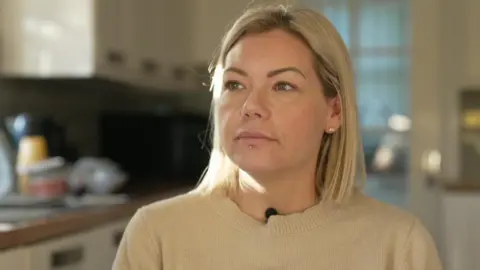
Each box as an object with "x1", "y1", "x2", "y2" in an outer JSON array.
[
  {"x1": 189, "y1": 0, "x2": 253, "y2": 65},
  {"x1": 0, "y1": 248, "x2": 28, "y2": 270},
  {"x1": 0, "y1": 0, "x2": 196, "y2": 89},
  {"x1": 96, "y1": 0, "x2": 198, "y2": 90},
  {"x1": 125, "y1": 0, "x2": 164, "y2": 88},
  {"x1": 0, "y1": 226, "x2": 121, "y2": 270},
  {"x1": 0, "y1": 0, "x2": 253, "y2": 89},
  {"x1": 27, "y1": 230, "x2": 97, "y2": 270},
  {"x1": 160, "y1": 0, "x2": 198, "y2": 90},
  {"x1": 94, "y1": 0, "x2": 133, "y2": 84},
  {"x1": 21, "y1": 217, "x2": 130, "y2": 270},
  {"x1": 88, "y1": 218, "x2": 130, "y2": 270},
  {"x1": 0, "y1": 0, "x2": 132, "y2": 83},
  {"x1": 122, "y1": 0, "x2": 253, "y2": 89},
  {"x1": 125, "y1": 0, "x2": 195, "y2": 90}
]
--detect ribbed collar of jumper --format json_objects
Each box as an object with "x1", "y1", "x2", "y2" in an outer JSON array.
[{"x1": 207, "y1": 191, "x2": 355, "y2": 235}]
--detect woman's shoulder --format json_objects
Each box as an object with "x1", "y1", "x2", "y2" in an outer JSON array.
[
  {"x1": 327, "y1": 193, "x2": 442, "y2": 268},
  {"x1": 343, "y1": 192, "x2": 436, "y2": 245},
  {"x1": 347, "y1": 192, "x2": 418, "y2": 227},
  {"x1": 113, "y1": 189, "x2": 216, "y2": 269},
  {"x1": 139, "y1": 189, "x2": 212, "y2": 221}
]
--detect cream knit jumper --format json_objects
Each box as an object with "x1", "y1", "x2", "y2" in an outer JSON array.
[{"x1": 113, "y1": 190, "x2": 442, "y2": 270}]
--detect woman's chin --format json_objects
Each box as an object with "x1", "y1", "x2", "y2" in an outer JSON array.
[
  {"x1": 227, "y1": 146, "x2": 284, "y2": 175},
  {"x1": 233, "y1": 156, "x2": 279, "y2": 175}
]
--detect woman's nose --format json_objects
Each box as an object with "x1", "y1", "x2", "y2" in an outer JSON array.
[{"x1": 240, "y1": 90, "x2": 270, "y2": 119}]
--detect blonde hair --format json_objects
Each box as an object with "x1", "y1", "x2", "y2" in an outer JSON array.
[{"x1": 195, "y1": 4, "x2": 365, "y2": 203}]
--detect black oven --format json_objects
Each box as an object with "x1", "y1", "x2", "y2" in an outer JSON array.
[{"x1": 98, "y1": 111, "x2": 211, "y2": 190}]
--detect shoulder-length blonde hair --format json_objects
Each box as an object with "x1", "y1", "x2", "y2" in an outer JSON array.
[{"x1": 195, "y1": 4, "x2": 365, "y2": 203}]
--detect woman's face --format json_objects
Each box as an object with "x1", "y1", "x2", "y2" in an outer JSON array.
[{"x1": 217, "y1": 29, "x2": 340, "y2": 176}]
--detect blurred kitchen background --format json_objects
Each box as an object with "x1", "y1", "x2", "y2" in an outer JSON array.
[{"x1": 0, "y1": 0, "x2": 478, "y2": 269}]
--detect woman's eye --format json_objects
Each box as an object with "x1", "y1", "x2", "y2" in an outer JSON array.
[
  {"x1": 223, "y1": 80, "x2": 245, "y2": 91},
  {"x1": 273, "y1": 81, "x2": 296, "y2": 91}
]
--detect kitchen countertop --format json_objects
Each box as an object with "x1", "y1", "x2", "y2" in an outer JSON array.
[
  {"x1": 0, "y1": 185, "x2": 193, "y2": 251},
  {"x1": 444, "y1": 182, "x2": 480, "y2": 192},
  {"x1": 1, "y1": 179, "x2": 477, "y2": 252}
]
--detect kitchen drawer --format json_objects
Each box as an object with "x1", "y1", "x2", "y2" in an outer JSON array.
[
  {"x1": 88, "y1": 218, "x2": 131, "y2": 270},
  {"x1": 0, "y1": 248, "x2": 29, "y2": 270},
  {"x1": 28, "y1": 230, "x2": 97, "y2": 270}
]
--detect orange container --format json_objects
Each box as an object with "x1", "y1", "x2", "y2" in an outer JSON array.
[{"x1": 16, "y1": 135, "x2": 49, "y2": 194}]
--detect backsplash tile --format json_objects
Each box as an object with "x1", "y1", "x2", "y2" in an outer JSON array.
[{"x1": 0, "y1": 79, "x2": 211, "y2": 155}]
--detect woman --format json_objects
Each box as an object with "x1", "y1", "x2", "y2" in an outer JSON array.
[{"x1": 113, "y1": 4, "x2": 442, "y2": 270}]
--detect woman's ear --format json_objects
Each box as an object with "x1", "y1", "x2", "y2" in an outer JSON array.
[{"x1": 325, "y1": 96, "x2": 341, "y2": 133}]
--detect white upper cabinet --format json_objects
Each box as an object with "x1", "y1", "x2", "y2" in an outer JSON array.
[
  {"x1": 189, "y1": 0, "x2": 252, "y2": 65},
  {"x1": 94, "y1": 0, "x2": 133, "y2": 83},
  {"x1": 0, "y1": 0, "x2": 195, "y2": 89},
  {"x1": 0, "y1": 0, "x2": 133, "y2": 83},
  {"x1": 125, "y1": 0, "x2": 195, "y2": 90},
  {"x1": 0, "y1": 0, "x2": 97, "y2": 77},
  {"x1": 0, "y1": 0, "x2": 254, "y2": 89},
  {"x1": 126, "y1": 0, "x2": 172, "y2": 88}
]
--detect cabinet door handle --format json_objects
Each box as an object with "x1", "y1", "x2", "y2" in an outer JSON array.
[
  {"x1": 107, "y1": 50, "x2": 125, "y2": 65},
  {"x1": 51, "y1": 246, "x2": 84, "y2": 268},
  {"x1": 141, "y1": 59, "x2": 159, "y2": 75},
  {"x1": 172, "y1": 67, "x2": 187, "y2": 81},
  {"x1": 113, "y1": 230, "x2": 124, "y2": 247}
]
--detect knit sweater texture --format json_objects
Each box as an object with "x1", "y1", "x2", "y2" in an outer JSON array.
[{"x1": 113, "y1": 190, "x2": 443, "y2": 270}]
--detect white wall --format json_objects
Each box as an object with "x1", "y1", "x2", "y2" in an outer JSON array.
[
  {"x1": 443, "y1": 192, "x2": 480, "y2": 270},
  {"x1": 411, "y1": 1, "x2": 480, "y2": 269},
  {"x1": 435, "y1": 0, "x2": 480, "y2": 180}
]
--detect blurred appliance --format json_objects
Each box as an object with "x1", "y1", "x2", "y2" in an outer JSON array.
[
  {"x1": 0, "y1": 122, "x2": 16, "y2": 197},
  {"x1": 99, "y1": 111, "x2": 210, "y2": 189},
  {"x1": 22, "y1": 157, "x2": 70, "y2": 199},
  {"x1": 68, "y1": 157, "x2": 127, "y2": 195},
  {"x1": 4, "y1": 113, "x2": 79, "y2": 162},
  {"x1": 16, "y1": 132, "x2": 49, "y2": 194}
]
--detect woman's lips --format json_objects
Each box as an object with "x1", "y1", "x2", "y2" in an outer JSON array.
[{"x1": 234, "y1": 130, "x2": 276, "y2": 141}]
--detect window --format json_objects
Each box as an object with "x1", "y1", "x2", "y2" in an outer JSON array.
[{"x1": 303, "y1": 0, "x2": 410, "y2": 129}]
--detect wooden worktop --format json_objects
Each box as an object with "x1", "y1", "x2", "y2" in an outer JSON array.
[
  {"x1": 444, "y1": 182, "x2": 480, "y2": 192},
  {"x1": 1, "y1": 180, "x2": 478, "y2": 251},
  {"x1": 0, "y1": 186, "x2": 193, "y2": 251}
]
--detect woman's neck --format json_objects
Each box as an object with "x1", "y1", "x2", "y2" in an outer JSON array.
[{"x1": 233, "y1": 170, "x2": 318, "y2": 221}]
